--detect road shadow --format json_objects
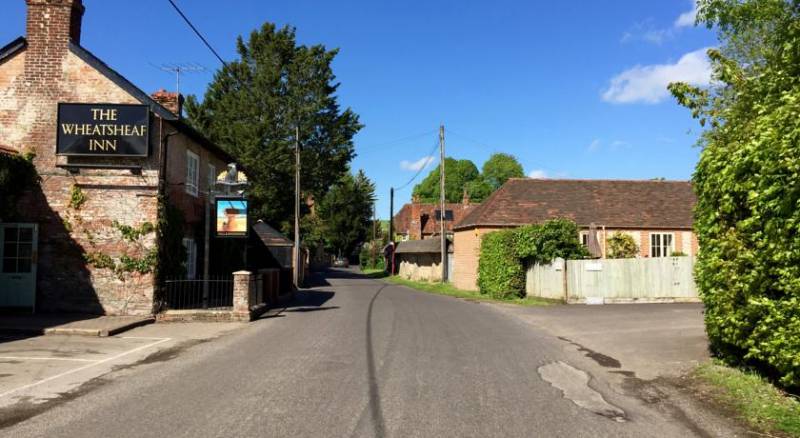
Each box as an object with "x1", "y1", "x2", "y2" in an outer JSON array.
[{"x1": 254, "y1": 289, "x2": 337, "y2": 320}]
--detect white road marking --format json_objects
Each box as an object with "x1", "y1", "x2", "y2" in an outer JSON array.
[
  {"x1": 0, "y1": 356, "x2": 98, "y2": 363},
  {"x1": 0, "y1": 337, "x2": 171, "y2": 399}
]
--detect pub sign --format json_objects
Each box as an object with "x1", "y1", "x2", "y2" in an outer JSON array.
[
  {"x1": 215, "y1": 198, "x2": 248, "y2": 238},
  {"x1": 56, "y1": 103, "x2": 150, "y2": 157}
]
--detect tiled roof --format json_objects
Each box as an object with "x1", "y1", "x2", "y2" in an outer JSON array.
[
  {"x1": 395, "y1": 238, "x2": 453, "y2": 254},
  {"x1": 393, "y1": 202, "x2": 479, "y2": 236},
  {"x1": 454, "y1": 178, "x2": 695, "y2": 230},
  {"x1": 252, "y1": 220, "x2": 293, "y2": 247}
]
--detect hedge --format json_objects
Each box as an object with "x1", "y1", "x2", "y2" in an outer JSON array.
[{"x1": 478, "y1": 219, "x2": 588, "y2": 299}]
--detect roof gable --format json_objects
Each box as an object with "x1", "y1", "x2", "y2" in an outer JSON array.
[
  {"x1": 455, "y1": 178, "x2": 696, "y2": 230},
  {"x1": 0, "y1": 36, "x2": 26, "y2": 65}
]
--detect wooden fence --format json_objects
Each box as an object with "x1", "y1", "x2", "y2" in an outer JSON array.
[{"x1": 526, "y1": 257, "x2": 699, "y2": 303}]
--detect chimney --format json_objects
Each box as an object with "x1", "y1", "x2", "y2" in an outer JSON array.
[
  {"x1": 26, "y1": 0, "x2": 85, "y2": 48},
  {"x1": 151, "y1": 89, "x2": 184, "y2": 117},
  {"x1": 462, "y1": 187, "x2": 470, "y2": 206}
]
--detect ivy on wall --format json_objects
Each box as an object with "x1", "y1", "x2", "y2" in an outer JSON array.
[{"x1": 0, "y1": 151, "x2": 39, "y2": 221}]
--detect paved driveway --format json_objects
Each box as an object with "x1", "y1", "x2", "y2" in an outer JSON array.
[{"x1": 494, "y1": 303, "x2": 709, "y2": 380}]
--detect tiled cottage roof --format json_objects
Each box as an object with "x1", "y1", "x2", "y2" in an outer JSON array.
[
  {"x1": 454, "y1": 178, "x2": 695, "y2": 230},
  {"x1": 395, "y1": 238, "x2": 453, "y2": 254},
  {"x1": 394, "y1": 202, "x2": 478, "y2": 236}
]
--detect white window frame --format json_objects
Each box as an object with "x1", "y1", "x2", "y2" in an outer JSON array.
[
  {"x1": 182, "y1": 238, "x2": 197, "y2": 279},
  {"x1": 650, "y1": 232, "x2": 675, "y2": 258},
  {"x1": 207, "y1": 163, "x2": 216, "y2": 193},
  {"x1": 185, "y1": 150, "x2": 199, "y2": 197},
  {"x1": 579, "y1": 231, "x2": 589, "y2": 247}
]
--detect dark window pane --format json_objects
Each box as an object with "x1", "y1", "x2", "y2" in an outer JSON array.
[
  {"x1": 3, "y1": 227, "x2": 18, "y2": 242},
  {"x1": 18, "y1": 227, "x2": 33, "y2": 242},
  {"x1": 2, "y1": 258, "x2": 16, "y2": 273},
  {"x1": 3, "y1": 242, "x2": 17, "y2": 258},
  {"x1": 17, "y1": 243, "x2": 32, "y2": 259},
  {"x1": 17, "y1": 259, "x2": 31, "y2": 273}
]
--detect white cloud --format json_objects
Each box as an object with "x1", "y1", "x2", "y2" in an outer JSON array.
[
  {"x1": 588, "y1": 139, "x2": 602, "y2": 152},
  {"x1": 602, "y1": 48, "x2": 712, "y2": 104},
  {"x1": 528, "y1": 169, "x2": 548, "y2": 179},
  {"x1": 399, "y1": 156, "x2": 434, "y2": 171},
  {"x1": 674, "y1": 1, "x2": 698, "y2": 28}
]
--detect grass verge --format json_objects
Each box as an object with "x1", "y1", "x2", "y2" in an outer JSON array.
[
  {"x1": 379, "y1": 275, "x2": 556, "y2": 307},
  {"x1": 692, "y1": 361, "x2": 800, "y2": 437}
]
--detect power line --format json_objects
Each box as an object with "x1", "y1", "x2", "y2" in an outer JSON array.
[
  {"x1": 165, "y1": 0, "x2": 228, "y2": 67},
  {"x1": 358, "y1": 129, "x2": 438, "y2": 151},
  {"x1": 393, "y1": 138, "x2": 440, "y2": 192},
  {"x1": 445, "y1": 128, "x2": 495, "y2": 150}
]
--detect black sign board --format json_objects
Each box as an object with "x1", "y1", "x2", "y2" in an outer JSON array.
[{"x1": 56, "y1": 103, "x2": 150, "y2": 157}]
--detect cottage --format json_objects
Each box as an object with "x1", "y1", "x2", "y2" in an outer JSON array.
[
  {"x1": 0, "y1": 0, "x2": 240, "y2": 314},
  {"x1": 451, "y1": 178, "x2": 697, "y2": 291},
  {"x1": 393, "y1": 194, "x2": 478, "y2": 241},
  {"x1": 394, "y1": 238, "x2": 453, "y2": 282}
]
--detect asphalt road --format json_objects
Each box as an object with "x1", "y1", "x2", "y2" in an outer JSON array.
[{"x1": 3, "y1": 269, "x2": 737, "y2": 437}]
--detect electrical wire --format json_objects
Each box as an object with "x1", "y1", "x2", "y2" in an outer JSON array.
[
  {"x1": 357, "y1": 129, "x2": 438, "y2": 151},
  {"x1": 445, "y1": 128, "x2": 495, "y2": 150},
  {"x1": 393, "y1": 138, "x2": 440, "y2": 192},
  {"x1": 166, "y1": 0, "x2": 228, "y2": 67}
]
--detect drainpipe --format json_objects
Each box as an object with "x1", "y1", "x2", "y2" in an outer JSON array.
[{"x1": 156, "y1": 119, "x2": 179, "y2": 312}]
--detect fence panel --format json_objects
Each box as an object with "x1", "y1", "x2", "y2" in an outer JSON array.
[
  {"x1": 526, "y1": 257, "x2": 698, "y2": 302},
  {"x1": 525, "y1": 258, "x2": 565, "y2": 300}
]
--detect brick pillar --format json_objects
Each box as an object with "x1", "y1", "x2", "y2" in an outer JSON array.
[{"x1": 232, "y1": 270, "x2": 252, "y2": 317}]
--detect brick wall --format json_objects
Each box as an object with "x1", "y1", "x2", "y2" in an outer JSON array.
[
  {"x1": 0, "y1": 0, "x2": 227, "y2": 315},
  {"x1": 452, "y1": 227, "x2": 501, "y2": 291}
]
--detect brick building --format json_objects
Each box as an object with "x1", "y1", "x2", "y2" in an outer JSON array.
[
  {"x1": 393, "y1": 195, "x2": 479, "y2": 241},
  {"x1": 0, "y1": 0, "x2": 237, "y2": 314},
  {"x1": 451, "y1": 178, "x2": 697, "y2": 291}
]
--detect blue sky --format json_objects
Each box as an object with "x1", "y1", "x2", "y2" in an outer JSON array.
[{"x1": 2, "y1": 0, "x2": 715, "y2": 219}]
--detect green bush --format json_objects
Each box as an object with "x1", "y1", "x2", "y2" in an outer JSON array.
[
  {"x1": 478, "y1": 219, "x2": 588, "y2": 299},
  {"x1": 478, "y1": 230, "x2": 523, "y2": 299},
  {"x1": 607, "y1": 232, "x2": 638, "y2": 259},
  {"x1": 359, "y1": 242, "x2": 385, "y2": 270},
  {"x1": 669, "y1": 0, "x2": 800, "y2": 388}
]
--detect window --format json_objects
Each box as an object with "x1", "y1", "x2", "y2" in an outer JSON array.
[
  {"x1": 650, "y1": 233, "x2": 674, "y2": 257},
  {"x1": 207, "y1": 163, "x2": 216, "y2": 192},
  {"x1": 580, "y1": 231, "x2": 589, "y2": 246},
  {"x1": 182, "y1": 238, "x2": 197, "y2": 279},
  {"x1": 185, "y1": 150, "x2": 199, "y2": 197}
]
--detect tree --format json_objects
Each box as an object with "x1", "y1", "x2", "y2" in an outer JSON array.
[
  {"x1": 669, "y1": 0, "x2": 800, "y2": 387},
  {"x1": 317, "y1": 170, "x2": 376, "y2": 257},
  {"x1": 606, "y1": 233, "x2": 638, "y2": 259},
  {"x1": 412, "y1": 158, "x2": 480, "y2": 203},
  {"x1": 185, "y1": 23, "x2": 362, "y2": 226},
  {"x1": 481, "y1": 153, "x2": 524, "y2": 190}
]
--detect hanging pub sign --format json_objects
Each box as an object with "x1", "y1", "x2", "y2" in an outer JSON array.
[
  {"x1": 56, "y1": 103, "x2": 150, "y2": 157},
  {"x1": 215, "y1": 197, "x2": 249, "y2": 237}
]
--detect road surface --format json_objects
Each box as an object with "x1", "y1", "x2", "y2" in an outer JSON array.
[{"x1": 2, "y1": 269, "x2": 737, "y2": 437}]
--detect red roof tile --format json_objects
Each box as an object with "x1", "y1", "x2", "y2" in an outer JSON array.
[{"x1": 454, "y1": 178, "x2": 695, "y2": 230}]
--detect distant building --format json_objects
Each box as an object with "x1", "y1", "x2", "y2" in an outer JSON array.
[
  {"x1": 451, "y1": 178, "x2": 697, "y2": 291},
  {"x1": 393, "y1": 194, "x2": 479, "y2": 241},
  {"x1": 0, "y1": 0, "x2": 240, "y2": 314}
]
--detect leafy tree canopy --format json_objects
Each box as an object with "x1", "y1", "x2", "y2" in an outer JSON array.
[
  {"x1": 317, "y1": 170, "x2": 376, "y2": 257},
  {"x1": 412, "y1": 158, "x2": 480, "y2": 203},
  {"x1": 185, "y1": 23, "x2": 362, "y2": 226},
  {"x1": 670, "y1": 0, "x2": 800, "y2": 388},
  {"x1": 481, "y1": 153, "x2": 525, "y2": 190}
]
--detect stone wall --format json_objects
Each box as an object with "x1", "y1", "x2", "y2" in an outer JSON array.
[{"x1": 397, "y1": 253, "x2": 443, "y2": 282}]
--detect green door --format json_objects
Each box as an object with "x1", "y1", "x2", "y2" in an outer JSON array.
[{"x1": 0, "y1": 223, "x2": 38, "y2": 310}]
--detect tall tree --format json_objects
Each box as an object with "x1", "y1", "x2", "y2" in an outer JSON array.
[
  {"x1": 412, "y1": 158, "x2": 480, "y2": 203},
  {"x1": 670, "y1": 0, "x2": 800, "y2": 387},
  {"x1": 185, "y1": 23, "x2": 362, "y2": 226},
  {"x1": 317, "y1": 170, "x2": 376, "y2": 257},
  {"x1": 481, "y1": 153, "x2": 525, "y2": 190}
]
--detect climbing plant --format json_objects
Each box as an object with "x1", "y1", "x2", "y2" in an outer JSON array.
[{"x1": 0, "y1": 151, "x2": 39, "y2": 220}]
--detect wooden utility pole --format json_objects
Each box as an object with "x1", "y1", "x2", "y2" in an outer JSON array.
[
  {"x1": 294, "y1": 126, "x2": 301, "y2": 289},
  {"x1": 439, "y1": 124, "x2": 447, "y2": 282},
  {"x1": 389, "y1": 187, "x2": 394, "y2": 243}
]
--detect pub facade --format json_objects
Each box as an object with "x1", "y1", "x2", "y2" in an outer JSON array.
[{"x1": 0, "y1": 0, "x2": 237, "y2": 315}]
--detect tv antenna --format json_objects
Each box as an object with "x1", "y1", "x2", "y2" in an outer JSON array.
[{"x1": 151, "y1": 63, "x2": 207, "y2": 95}]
